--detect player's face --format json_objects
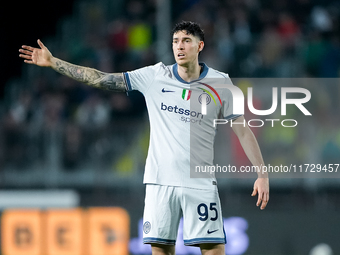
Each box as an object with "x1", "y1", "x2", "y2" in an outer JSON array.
[{"x1": 172, "y1": 31, "x2": 204, "y2": 66}]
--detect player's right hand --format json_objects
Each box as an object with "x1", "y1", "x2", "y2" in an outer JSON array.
[{"x1": 19, "y1": 39, "x2": 53, "y2": 67}]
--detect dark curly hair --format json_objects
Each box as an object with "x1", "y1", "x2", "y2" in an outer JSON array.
[{"x1": 172, "y1": 21, "x2": 205, "y2": 42}]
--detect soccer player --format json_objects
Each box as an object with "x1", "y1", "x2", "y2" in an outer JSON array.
[{"x1": 19, "y1": 21, "x2": 269, "y2": 255}]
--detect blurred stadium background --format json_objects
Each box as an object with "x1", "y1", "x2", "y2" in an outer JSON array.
[{"x1": 1, "y1": 0, "x2": 340, "y2": 254}]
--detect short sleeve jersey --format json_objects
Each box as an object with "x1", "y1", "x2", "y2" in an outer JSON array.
[{"x1": 124, "y1": 62, "x2": 242, "y2": 190}]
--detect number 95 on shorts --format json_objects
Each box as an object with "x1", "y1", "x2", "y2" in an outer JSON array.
[{"x1": 143, "y1": 184, "x2": 226, "y2": 246}]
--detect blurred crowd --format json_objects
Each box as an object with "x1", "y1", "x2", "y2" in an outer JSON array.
[{"x1": 0, "y1": 0, "x2": 340, "y2": 185}]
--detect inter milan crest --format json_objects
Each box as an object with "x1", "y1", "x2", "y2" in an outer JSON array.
[
  {"x1": 198, "y1": 93, "x2": 212, "y2": 105},
  {"x1": 143, "y1": 221, "x2": 151, "y2": 234}
]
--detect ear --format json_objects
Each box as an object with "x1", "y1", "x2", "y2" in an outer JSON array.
[{"x1": 198, "y1": 41, "x2": 204, "y2": 53}]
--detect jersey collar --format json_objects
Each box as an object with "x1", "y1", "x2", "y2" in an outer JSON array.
[{"x1": 173, "y1": 63, "x2": 209, "y2": 84}]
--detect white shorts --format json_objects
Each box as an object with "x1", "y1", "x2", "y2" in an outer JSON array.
[{"x1": 142, "y1": 184, "x2": 226, "y2": 246}]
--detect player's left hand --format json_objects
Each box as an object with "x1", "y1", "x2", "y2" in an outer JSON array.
[{"x1": 251, "y1": 178, "x2": 269, "y2": 210}]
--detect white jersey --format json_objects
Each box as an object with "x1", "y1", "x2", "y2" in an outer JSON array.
[{"x1": 124, "y1": 63, "x2": 241, "y2": 190}]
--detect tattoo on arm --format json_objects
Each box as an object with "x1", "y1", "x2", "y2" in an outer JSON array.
[{"x1": 53, "y1": 59, "x2": 126, "y2": 92}]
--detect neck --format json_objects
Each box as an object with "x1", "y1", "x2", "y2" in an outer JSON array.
[{"x1": 177, "y1": 62, "x2": 201, "y2": 83}]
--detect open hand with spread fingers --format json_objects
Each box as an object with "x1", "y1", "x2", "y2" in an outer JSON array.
[{"x1": 19, "y1": 39, "x2": 53, "y2": 67}]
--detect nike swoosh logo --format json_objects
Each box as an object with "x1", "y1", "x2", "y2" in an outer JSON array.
[
  {"x1": 162, "y1": 88, "x2": 175, "y2": 93},
  {"x1": 207, "y1": 229, "x2": 218, "y2": 234}
]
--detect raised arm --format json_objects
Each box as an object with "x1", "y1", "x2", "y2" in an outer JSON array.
[{"x1": 19, "y1": 40, "x2": 126, "y2": 92}]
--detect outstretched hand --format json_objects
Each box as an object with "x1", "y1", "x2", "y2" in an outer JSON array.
[
  {"x1": 19, "y1": 39, "x2": 53, "y2": 67},
  {"x1": 251, "y1": 178, "x2": 269, "y2": 210}
]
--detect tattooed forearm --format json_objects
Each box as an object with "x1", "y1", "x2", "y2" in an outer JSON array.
[
  {"x1": 51, "y1": 58, "x2": 126, "y2": 92},
  {"x1": 98, "y1": 73, "x2": 127, "y2": 91}
]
